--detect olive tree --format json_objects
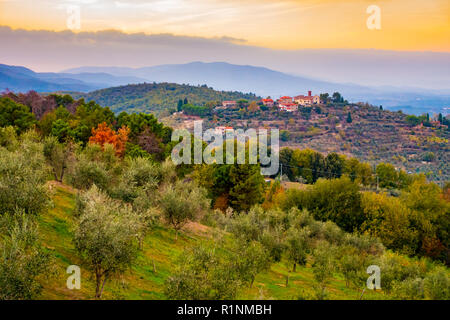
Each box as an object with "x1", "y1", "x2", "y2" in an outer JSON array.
[
  {"x1": 165, "y1": 245, "x2": 242, "y2": 299},
  {"x1": 0, "y1": 134, "x2": 50, "y2": 215},
  {"x1": 311, "y1": 242, "x2": 336, "y2": 300},
  {"x1": 158, "y1": 181, "x2": 209, "y2": 240},
  {"x1": 43, "y1": 136, "x2": 74, "y2": 182},
  {"x1": 0, "y1": 212, "x2": 51, "y2": 300},
  {"x1": 285, "y1": 228, "x2": 310, "y2": 272},
  {"x1": 232, "y1": 240, "x2": 272, "y2": 288},
  {"x1": 73, "y1": 186, "x2": 141, "y2": 298}
]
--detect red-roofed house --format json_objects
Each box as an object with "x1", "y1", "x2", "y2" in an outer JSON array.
[
  {"x1": 278, "y1": 96, "x2": 293, "y2": 105},
  {"x1": 261, "y1": 98, "x2": 274, "y2": 107},
  {"x1": 294, "y1": 91, "x2": 320, "y2": 106}
]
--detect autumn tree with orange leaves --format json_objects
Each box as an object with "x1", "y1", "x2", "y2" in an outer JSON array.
[{"x1": 89, "y1": 122, "x2": 130, "y2": 156}]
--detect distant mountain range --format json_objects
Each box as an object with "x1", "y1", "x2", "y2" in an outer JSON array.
[
  {"x1": 1, "y1": 62, "x2": 449, "y2": 116},
  {"x1": 0, "y1": 64, "x2": 146, "y2": 93}
]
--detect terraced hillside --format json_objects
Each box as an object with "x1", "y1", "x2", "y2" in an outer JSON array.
[{"x1": 170, "y1": 101, "x2": 449, "y2": 183}]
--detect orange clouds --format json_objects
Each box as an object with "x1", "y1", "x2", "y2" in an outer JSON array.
[{"x1": 0, "y1": 0, "x2": 448, "y2": 51}]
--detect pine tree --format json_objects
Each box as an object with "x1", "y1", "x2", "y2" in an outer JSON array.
[
  {"x1": 346, "y1": 112, "x2": 352, "y2": 123},
  {"x1": 228, "y1": 164, "x2": 265, "y2": 212}
]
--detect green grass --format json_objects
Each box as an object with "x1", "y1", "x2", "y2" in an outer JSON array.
[{"x1": 38, "y1": 185, "x2": 388, "y2": 300}]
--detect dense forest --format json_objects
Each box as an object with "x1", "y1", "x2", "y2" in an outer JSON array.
[{"x1": 0, "y1": 92, "x2": 448, "y2": 300}]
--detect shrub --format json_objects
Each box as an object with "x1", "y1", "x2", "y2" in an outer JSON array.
[{"x1": 423, "y1": 268, "x2": 450, "y2": 300}]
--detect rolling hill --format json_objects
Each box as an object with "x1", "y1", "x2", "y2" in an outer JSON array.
[{"x1": 71, "y1": 82, "x2": 260, "y2": 116}]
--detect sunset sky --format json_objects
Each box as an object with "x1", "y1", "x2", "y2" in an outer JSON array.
[{"x1": 1, "y1": 0, "x2": 449, "y2": 51}]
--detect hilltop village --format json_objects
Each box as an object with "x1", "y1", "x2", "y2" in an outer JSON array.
[{"x1": 169, "y1": 90, "x2": 449, "y2": 183}]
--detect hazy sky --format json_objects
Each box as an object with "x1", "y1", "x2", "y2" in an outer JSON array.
[{"x1": 1, "y1": 0, "x2": 449, "y2": 51}]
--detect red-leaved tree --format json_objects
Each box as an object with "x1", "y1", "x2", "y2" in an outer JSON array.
[{"x1": 89, "y1": 122, "x2": 130, "y2": 156}]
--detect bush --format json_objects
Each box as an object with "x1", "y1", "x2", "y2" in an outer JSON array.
[
  {"x1": 423, "y1": 268, "x2": 450, "y2": 300},
  {"x1": 0, "y1": 126, "x2": 18, "y2": 150},
  {"x1": 69, "y1": 157, "x2": 109, "y2": 190},
  {"x1": 282, "y1": 177, "x2": 363, "y2": 232},
  {"x1": 392, "y1": 278, "x2": 424, "y2": 300}
]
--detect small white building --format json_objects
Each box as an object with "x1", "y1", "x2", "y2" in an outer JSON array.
[
  {"x1": 278, "y1": 103, "x2": 298, "y2": 112},
  {"x1": 222, "y1": 101, "x2": 237, "y2": 108},
  {"x1": 214, "y1": 126, "x2": 234, "y2": 135}
]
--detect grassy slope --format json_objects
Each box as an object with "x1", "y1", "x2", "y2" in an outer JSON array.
[{"x1": 38, "y1": 185, "x2": 386, "y2": 300}]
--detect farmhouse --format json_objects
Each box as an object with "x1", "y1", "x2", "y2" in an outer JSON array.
[
  {"x1": 261, "y1": 98, "x2": 274, "y2": 107},
  {"x1": 294, "y1": 91, "x2": 320, "y2": 106},
  {"x1": 278, "y1": 96, "x2": 293, "y2": 104},
  {"x1": 222, "y1": 100, "x2": 237, "y2": 108}
]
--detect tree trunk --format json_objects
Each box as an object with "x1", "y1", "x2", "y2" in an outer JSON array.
[
  {"x1": 250, "y1": 277, "x2": 255, "y2": 288},
  {"x1": 293, "y1": 263, "x2": 296, "y2": 272},
  {"x1": 99, "y1": 274, "x2": 108, "y2": 299},
  {"x1": 95, "y1": 273, "x2": 102, "y2": 298},
  {"x1": 359, "y1": 288, "x2": 366, "y2": 300},
  {"x1": 153, "y1": 260, "x2": 157, "y2": 273},
  {"x1": 285, "y1": 274, "x2": 289, "y2": 287},
  {"x1": 52, "y1": 168, "x2": 58, "y2": 182},
  {"x1": 59, "y1": 164, "x2": 65, "y2": 182}
]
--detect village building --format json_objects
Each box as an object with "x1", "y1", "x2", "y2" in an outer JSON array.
[
  {"x1": 214, "y1": 126, "x2": 234, "y2": 135},
  {"x1": 278, "y1": 103, "x2": 298, "y2": 112},
  {"x1": 294, "y1": 91, "x2": 320, "y2": 106},
  {"x1": 222, "y1": 101, "x2": 237, "y2": 108},
  {"x1": 277, "y1": 96, "x2": 293, "y2": 105},
  {"x1": 261, "y1": 98, "x2": 274, "y2": 107}
]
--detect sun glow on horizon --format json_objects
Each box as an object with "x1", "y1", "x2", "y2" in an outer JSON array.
[{"x1": 0, "y1": 0, "x2": 449, "y2": 51}]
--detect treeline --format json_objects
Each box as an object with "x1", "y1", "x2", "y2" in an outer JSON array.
[
  {"x1": 279, "y1": 147, "x2": 429, "y2": 190},
  {"x1": 406, "y1": 113, "x2": 450, "y2": 129},
  {"x1": 0, "y1": 92, "x2": 174, "y2": 161},
  {"x1": 278, "y1": 176, "x2": 449, "y2": 263},
  {"x1": 276, "y1": 148, "x2": 449, "y2": 263}
]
